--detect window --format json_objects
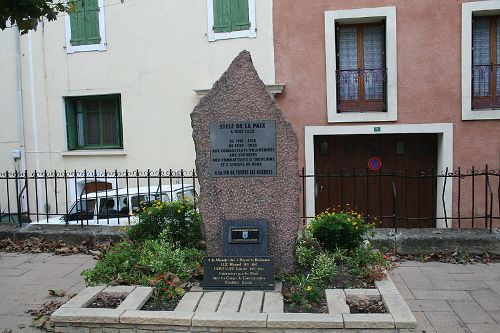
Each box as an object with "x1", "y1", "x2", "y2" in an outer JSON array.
[
  {"x1": 65, "y1": 0, "x2": 106, "y2": 53},
  {"x1": 325, "y1": 6, "x2": 397, "y2": 123},
  {"x1": 207, "y1": 0, "x2": 256, "y2": 41},
  {"x1": 65, "y1": 95, "x2": 123, "y2": 150},
  {"x1": 462, "y1": 1, "x2": 500, "y2": 120},
  {"x1": 336, "y1": 22, "x2": 386, "y2": 112}
]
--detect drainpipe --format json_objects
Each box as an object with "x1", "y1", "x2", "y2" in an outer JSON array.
[{"x1": 14, "y1": 27, "x2": 27, "y2": 173}]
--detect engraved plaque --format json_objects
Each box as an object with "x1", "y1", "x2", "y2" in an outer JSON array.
[
  {"x1": 203, "y1": 256, "x2": 275, "y2": 290},
  {"x1": 210, "y1": 120, "x2": 277, "y2": 177},
  {"x1": 230, "y1": 228, "x2": 260, "y2": 243}
]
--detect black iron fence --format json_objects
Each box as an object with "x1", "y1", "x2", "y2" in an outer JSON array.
[
  {"x1": 300, "y1": 166, "x2": 500, "y2": 231},
  {"x1": 1, "y1": 167, "x2": 499, "y2": 231},
  {"x1": 0, "y1": 169, "x2": 197, "y2": 227}
]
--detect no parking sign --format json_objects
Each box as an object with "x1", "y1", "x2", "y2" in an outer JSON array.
[{"x1": 368, "y1": 157, "x2": 382, "y2": 171}]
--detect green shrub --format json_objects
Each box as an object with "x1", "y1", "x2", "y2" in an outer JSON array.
[
  {"x1": 285, "y1": 274, "x2": 322, "y2": 311},
  {"x1": 81, "y1": 238, "x2": 203, "y2": 286},
  {"x1": 347, "y1": 245, "x2": 390, "y2": 281},
  {"x1": 138, "y1": 235, "x2": 203, "y2": 281},
  {"x1": 296, "y1": 244, "x2": 318, "y2": 269},
  {"x1": 81, "y1": 241, "x2": 144, "y2": 286},
  {"x1": 308, "y1": 209, "x2": 373, "y2": 251},
  {"x1": 311, "y1": 253, "x2": 336, "y2": 283},
  {"x1": 128, "y1": 199, "x2": 202, "y2": 247}
]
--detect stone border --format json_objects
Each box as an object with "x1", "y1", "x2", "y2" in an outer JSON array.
[{"x1": 52, "y1": 275, "x2": 416, "y2": 332}]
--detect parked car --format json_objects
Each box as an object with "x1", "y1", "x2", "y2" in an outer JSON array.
[{"x1": 30, "y1": 184, "x2": 196, "y2": 226}]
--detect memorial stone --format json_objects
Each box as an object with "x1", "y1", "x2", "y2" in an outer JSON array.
[{"x1": 191, "y1": 50, "x2": 300, "y2": 275}]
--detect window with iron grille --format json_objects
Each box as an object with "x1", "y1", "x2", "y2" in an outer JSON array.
[
  {"x1": 472, "y1": 15, "x2": 500, "y2": 110},
  {"x1": 65, "y1": 95, "x2": 123, "y2": 150},
  {"x1": 335, "y1": 22, "x2": 387, "y2": 112}
]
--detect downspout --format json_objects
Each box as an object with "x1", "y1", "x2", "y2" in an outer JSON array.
[{"x1": 14, "y1": 27, "x2": 27, "y2": 172}]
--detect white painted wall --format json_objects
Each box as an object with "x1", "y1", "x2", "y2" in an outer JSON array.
[{"x1": 0, "y1": 0, "x2": 276, "y2": 173}]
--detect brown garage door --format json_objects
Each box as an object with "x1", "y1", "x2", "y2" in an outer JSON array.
[{"x1": 314, "y1": 134, "x2": 437, "y2": 228}]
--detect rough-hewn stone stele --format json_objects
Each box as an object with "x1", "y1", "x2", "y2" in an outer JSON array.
[{"x1": 191, "y1": 50, "x2": 300, "y2": 272}]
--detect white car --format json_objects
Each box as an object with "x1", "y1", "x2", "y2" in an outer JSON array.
[{"x1": 30, "y1": 184, "x2": 196, "y2": 226}]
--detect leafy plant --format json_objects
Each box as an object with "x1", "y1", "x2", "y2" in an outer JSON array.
[
  {"x1": 308, "y1": 209, "x2": 373, "y2": 251},
  {"x1": 311, "y1": 253, "x2": 336, "y2": 283},
  {"x1": 128, "y1": 198, "x2": 202, "y2": 247},
  {"x1": 284, "y1": 274, "x2": 323, "y2": 312},
  {"x1": 296, "y1": 244, "x2": 318, "y2": 269},
  {"x1": 149, "y1": 273, "x2": 186, "y2": 300},
  {"x1": 347, "y1": 245, "x2": 390, "y2": 282}
]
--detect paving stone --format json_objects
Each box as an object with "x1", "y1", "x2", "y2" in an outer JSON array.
[
  {"x1": 192, "y1": 312, "x2": 267, "y2": 327},
  {"x1": 262, "y1": 292, "x2": 284, "y2": 313},
  {"x1": 344, "y1": 288, "x2": 380, "y2": 301},
  {"x1": 196, "y1": 292, "x2": 223, "y2": 313},
  {"x1": 485, "y1": 280, "x2": 500, "y2": 295},
  {"x1": 343, "y1": 313, "x2": 394, "y2": 329},
  {"x1": 375, "y1": 277, "x2": 400, "y2": 295},
  {"x1": 406, "y1": 300, "x2": 453, "y2": 312},
  {"x1": 175, "y1": 292, "x2": 204, "y2": 312},
  {"x1": 467, "y1": 323, "x2": 500, "y2": 333},
  {"x1": 431, "y1": 280, "x2": 490, "y2": 291},
  {"x1": 120, "y1": 310, "x2": 193, "y2": 325},
  {"x1": 411, "y1": 290, "x2": 473, "y2": 301},
  {"x1": 453, "y1": 273, "x2": 500, "y2": 281},
  {"x1": 489, "y1": 310, "x2": 500, "y2": 323},
  {"x1": 267, "y1": 313, "x2": 342, "y2": 328},
  {"x1": 448, "y1": 300, "x2": 496, "y2": 324},
  {"x1": 425, "y1": 311, "x2": 470, "y2": 333},
  {"x1": 117, "y1": 287, "x2": 152, "y2": 311},
  {"x1": 325, "y1": 289, "x2": 349, "y2": 314},
  {"x1": 61, "y1": 285, "x2": 107, "y2": 308},
  {"x1": 239, "y1": 291, "x2": 263, "y2": 313},
  {"x1": 51, "y1": 307, "x2": 123, "y2": 324},
  {"x1": 396, "y1": 267, "x2": 434, "y2": 290},
  {"x1": 469, "y1": 289, "x2": 500, "y2": 311},
  {"x1": 382, "y1": 294, "x2": 417, "y2": 328},
  {"x1": 392, "y1": 280, "x2": 415, "y2": 300},
  {"x1": 412, "y1": 311, "x2": 437, "y2": 333},
  {"x1": 217, "y1": 291, "x2": 243, "y2": 313}
]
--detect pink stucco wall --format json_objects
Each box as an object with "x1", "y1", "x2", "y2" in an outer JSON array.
[{"x1": 273, "y1": 0, "x2": 499, "y2": 226}]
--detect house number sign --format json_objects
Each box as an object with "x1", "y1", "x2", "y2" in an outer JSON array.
[{"x1": 209, "y1": 120, "x2": 277, "y2": 177}]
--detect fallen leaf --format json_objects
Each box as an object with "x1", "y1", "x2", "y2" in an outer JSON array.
[{"x1": 48, "y1": 289, "x2": 65, "y2": 297}]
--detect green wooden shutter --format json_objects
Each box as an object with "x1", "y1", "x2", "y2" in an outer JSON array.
[
  {"x1": 83, "y1": 0, "x2": 101, "y2": 45},
  {"x1": 69, "y1": 0, "x2": 85, "y2": 46},
  {"x1": 65, "y1": 99, "x2": 78, "y2": 150},
  {"x1": 231, "y1": 0, "x2": 250, "y2": 32},
  {"x1": 213, "y1": 0, "x2": 231, "y2": 33}
]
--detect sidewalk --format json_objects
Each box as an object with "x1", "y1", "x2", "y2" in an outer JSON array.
[
  {"x1": 0, "y1": 252, "x2": 499, "y2": 333},
  {"x1": 0, "y1": 252, "x2": 95, "y2": 332},
  {"x1": 392, "y1": 261, "x2": 500, "y2": 333}
]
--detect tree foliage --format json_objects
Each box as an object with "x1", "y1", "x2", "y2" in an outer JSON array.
[{"x1": 0, "y1": 0, "x2": 69, "y2": 34}]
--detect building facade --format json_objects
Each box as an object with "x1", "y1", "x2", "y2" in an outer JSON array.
[{"x1": 273, "y1": 0, "x2": 499, "y2": 227}]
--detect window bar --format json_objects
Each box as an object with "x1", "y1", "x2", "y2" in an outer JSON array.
[
  {"x1": 485, "y1": 164, "x2": 489, "y2": 228},
  {"x1": 44, "y1": 170, "x2": 49, "y2": 223},
  {"x1": 472, "y1": 166, "x2": 475, "y2": 228},
  {"x1": 301, "y1": 168, "x2": 306, "y2": 223},
  {"x1": 115, "y1": 169, "x2": 119, "y2": 225},
  {"x1": 125, "y1": 169, "x2": 130, "y2": 225}
]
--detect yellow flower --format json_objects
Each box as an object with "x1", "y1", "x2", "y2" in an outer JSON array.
[
  {"x1": 305, "y1": 285, "x2": 313, "y2": 292},
  {"x1": 352, "y1": 221, "x2": 357, "y2": 226}
]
